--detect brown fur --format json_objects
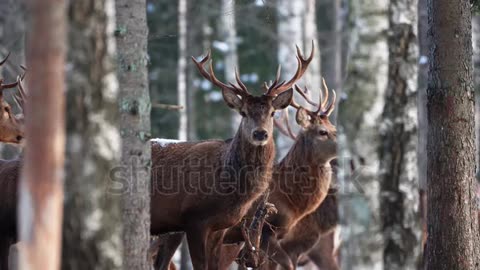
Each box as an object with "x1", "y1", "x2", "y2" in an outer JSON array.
[
  {"x1": 272, "y1": 190, "x2": 339, "y2": 270},
  {"x1": 0, "y1": 159, "x2": 21, "y2": 270},
  {"x1": 151, "y1": 92, "x2": 292, "y2": 270}
]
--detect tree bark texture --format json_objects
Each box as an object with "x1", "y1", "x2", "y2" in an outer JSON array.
[
  {"x1": 379, "y1": 0, "x2": 421, "y2": 268},
  {"x1": 19, "y1": 0, "x2": 66, "y2": 269},
  {"x1": 425, "y1": 1, "x2": 480, "y2": 269},
  {"x1": 337, "y1": 0, "x2": 388, "y2": 269},
  {"x1": 62, "y1": 1, "x2": 123, "y2": 269},
  {"x1": 115, "y1": 0, "x2": 152, "y2": 269},
  {"x1": 276, "y1": 0, "x2": 321, "y2": 158}
]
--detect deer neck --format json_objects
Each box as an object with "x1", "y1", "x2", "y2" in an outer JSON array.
[
  {"x1": 274, "y1": 133, "x2": 332, "y2": 211},
  {"x1": 279, "y1": 134, "x2": 330, "y2": 172},
  {"x1": 225, "y1": 125, "x2": 275, "y2": 169},
  {"x1": 223, "y1": 123, "x2": 275, "y2": 199}
]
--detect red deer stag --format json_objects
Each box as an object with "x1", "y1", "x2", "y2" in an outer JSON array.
[
  {"x1": 0, "y1": 54, "x2": 25, "y2": 144},
  {"x1": 204, "y1": 82, "x2": 337, "y2": 270},
  {"x1": 0, "y1": 75, "x2": 27, "y2": 270},
  {"x1": 150, "y1": 45, "x2": 314, "y2": 270}
]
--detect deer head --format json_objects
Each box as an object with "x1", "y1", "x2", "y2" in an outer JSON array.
[
  {"x1": 275, "y1": 79, "x2": 337, "y2": 163},
  {"x1": 0, "y1": 54, "x2": 25, "y2": 144},
  {"x1": 192, "y1": 44, "x2": 314, "y2": 146}
]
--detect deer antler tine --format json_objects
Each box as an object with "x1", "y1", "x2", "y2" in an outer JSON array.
[
  {"x1": 274, "y1": 117, "x2": 292, "y2": 139},
  {"x1": 266, "y1": 43, "x2": 315, "y2": 96},
  {"x1": 283, "y1": 109, "x2": 297, "y2": 140},
  {"x1": 235, "y1": 67, "x2": 250, "y2": 94},
  {"x1": 0, "y1": 52, "x2": 11, "y2": 66},
  {"x1": 192, "y1": 50, "x2": 249, "y2": 96},
  {"x1": 321, "y1": 78, "x2": 330, "y2": 109},
  {"x1": 273, "y1": 109, "x2": 296, "y2": 140},
  {"x1": 325, "y1": 89, "x2": 337, "y2": 116},
  {"x1": 294, "y1": 85, "x2": 318, "y2": 107}
]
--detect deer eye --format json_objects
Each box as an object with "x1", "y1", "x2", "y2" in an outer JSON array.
[
  {"x1": 4, "y1": 107, "x2": 10, "y2": 113},
  {"x1": 271, "y1": 111, "x2": 275, "y2": 117},
  {"x1": 319, "y1": 130, "x2": 328, "y2": 136},
  {"x1": 240, "y1": 111, "x2": 247, "y2": 117}
]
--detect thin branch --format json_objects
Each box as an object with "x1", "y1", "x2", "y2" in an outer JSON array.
[{"x1": 151, "y1": 103, "x2": 184, "y2": 110}]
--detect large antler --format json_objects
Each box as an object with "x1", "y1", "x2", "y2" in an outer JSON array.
[
  {"x1": 191, "y1": 50, "x2": 250, "y2": 96},
  {"x1": 13, "y1": 67, "x2": 27, "y2": 111},
  {"x1": 274, "y1": 109, "x2": 297, "y2": 140},
  {"x1": 265, "y1": 41, "x2": 315, "y2": 96},
  {"x1": 0, "y1": 53, "x2": 21, "y2": 90},
  {"x1": 293, "y1": 78, "x2": 336, "y2": 116}
]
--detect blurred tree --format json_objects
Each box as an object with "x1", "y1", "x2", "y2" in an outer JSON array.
[
  {"x1": 337, "y1": 0, "x2": 388, "y2": 269},
  {"x1": 220, "y1": 0, "x2": 241, "y2": 133},
  {"x1": 417, "y1": 0, "x2": 428, "y2": 266},
  {"x1": 276, "y1": 0, "x2": 321, "y2": 157},
  {"x1": 116, "y1": 0, "x2": 152, "y2": 269},
  {"x1": 62, "y1": 1, "x2": 122, "y2": 268},
  {"x1": 316, "y1": 0, "x2": 345, "y2": 123},
  {"x1": 474, "y1": 16, "x2": 480, "y2": 162},
  {"x1": 425, "y1": 1, "x2": 480, "y2": 269},
  {"x1": 19, "y1": 0, "x2": 66, "y2": 269},
  {"x1": 178, "y1": 0, "x2": 188, "y2": 140},
  {"x1": 379, "y1": 0, "x2": 421, "y2": 268},
  {"x1": 417, "y1": 0, "x2": 429, "y2": 269}
]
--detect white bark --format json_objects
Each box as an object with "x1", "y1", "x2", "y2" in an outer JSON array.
[
  {"x1": 276, "y1": 0, "x2": 321, "y2": 158},
  {"x1": 220, "y1": 0, "x2": 241, "y2": 135},
  {"x1": 338, "y1": 0, "x2": 389, "y2": 269},
  {"x1": 177, "y1": 0, "x2": 187, "y2": 140}
]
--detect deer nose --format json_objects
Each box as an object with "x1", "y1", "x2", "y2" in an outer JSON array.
[{"x1": 252, "y1": 129, "x2": 268, "y2": 141}]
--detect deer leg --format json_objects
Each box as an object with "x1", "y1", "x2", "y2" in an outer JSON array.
[
  {"x1": 153, "y1": 233, "x2": 184, "y2": 270},
  {"x1": 216, "y1": 244, "x2": 242, "y2": 270},
  {"x1": 207, "y1": 230, "x2": 226, "y2": 270},
  {"x1": 264, "y1": 238, "x2": 293, "y2": 270},
  {"x1": 186, "y1": 225, "x2": 210, "y2": 270}
]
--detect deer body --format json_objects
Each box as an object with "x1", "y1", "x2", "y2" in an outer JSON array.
[
  {"x1": 150, "y1": 44, "x2": 315, "y2": 270},
  {"x1": 275, "y1": 190, "x2": 339, "y2": 270},
  {"x1": 150, "y1": 131, "x2": 275, "y2": 234}
]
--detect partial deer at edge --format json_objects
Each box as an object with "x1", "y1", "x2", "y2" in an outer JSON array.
[{"x1": 0, "y1": 54, "x2": 25, "y2": 144}]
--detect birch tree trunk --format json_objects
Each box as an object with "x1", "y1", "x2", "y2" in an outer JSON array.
[
  {"x1": 425, "y1": 1, "x2": 480, "y2": 268},
  {"x1": 276, "y1": 0, "x2": 321, "y2": 157},
  {"x1": 115, "y1": 1, "x2": 151, "y2": 269},
  {"x1": 337, "y1": 0, "x2": 388, "y2": 269},
  {"x1": 379, "y1": 0, "x2": 421, "y2": 268},
  {"x1": 62, "y1": 1, "x2": 123, "y2": 268},
  {"x1": 177, "y1": 0, "x2": 188, "y2": 141},
  {"x1": 19, "y1": 0, "x2": 66, "y2": 269},
  {"x1": 220, "y1": 0, "x2": 241, "y2": 134}
]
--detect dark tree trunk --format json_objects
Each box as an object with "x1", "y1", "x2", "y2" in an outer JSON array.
[
  {"x1": 115, "y1": 1, "x2": 152, "y2": 269},
  {"x1": 379, "y1": 0, "x2": 421, "y2": 269},
  {"x1": 19, "y1": 0, "x2": 66, "y2": 268},
  {"x1": 62, "y1": 1, "x2": 123, "y2": 268},
  {"x1": 425, "y1": 1, "x2": 480, "y2": 269},
  {"x1": 417, "y1": 0, "x2": 429, "y2": 267}
]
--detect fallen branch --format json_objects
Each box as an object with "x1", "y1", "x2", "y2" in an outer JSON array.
[
  {"x1": 237, "y1": 190, "x2": 277, "y2": 269},
  {"x1": 152, "y1": 103, "x2": 184, "y2": 110}
]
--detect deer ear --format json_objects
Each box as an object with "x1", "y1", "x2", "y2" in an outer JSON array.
[
  {"x1": 296, "y1": 107, "x2": 310, "y2": 127},
  {"x1": 222, "y1": 88, "x2": 243, "y2": 111},
  {"x1": 272, "y1": 88, "x2": 293, "y2": 110}
]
